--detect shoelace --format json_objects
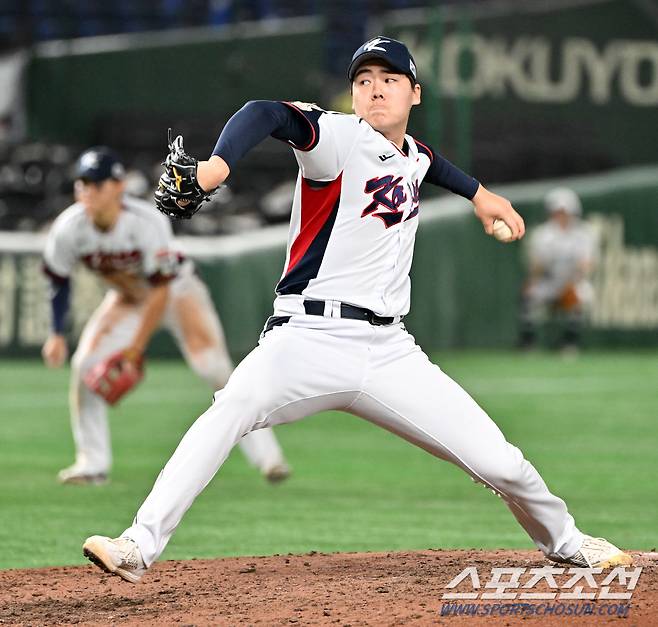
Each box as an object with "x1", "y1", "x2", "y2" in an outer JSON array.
[
  {"x1": 582, "y1": 537, "x2": 613, "y2": 552},
  {"x1": 579, "y1": 537, "x2": 619, "y2": 565},
  {"x1": 115, "y1": 539, "x2": 142, "y2": 569}
]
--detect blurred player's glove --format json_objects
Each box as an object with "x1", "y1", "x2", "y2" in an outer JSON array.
[
  {"x1": 154, "y1": 129, "x2": 216, "y2": 219},
  {"x1": 558, "y1": 283, "x2": 580, "y2": 310},
  {"x1": 83, "y1": 350, "x2": 145, "y2": 405}
]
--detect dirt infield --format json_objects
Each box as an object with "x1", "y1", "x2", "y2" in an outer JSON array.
[{"x1": 0, "y1": 549, "x2": 655, "y2": 626}]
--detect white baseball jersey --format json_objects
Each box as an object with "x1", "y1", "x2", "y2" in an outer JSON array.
[
  {"x1": 273, "y1": 104, "x2": 436, "y2": 318},
  {"x1": 44, "y1": 195, "x2": 184, "y2": 289},
  {"x1": 528, "y1": 220, "x2": 597, "y2": 292}
]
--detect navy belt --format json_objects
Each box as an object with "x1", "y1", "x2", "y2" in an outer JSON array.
[{"x1": 303, "y1": 300, "x2": 399, "y2": 326}]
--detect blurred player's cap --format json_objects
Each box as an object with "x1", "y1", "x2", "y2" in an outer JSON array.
[
  {"x1": 544, "y1": 187, "x2": 582, "y2": 216},
  {"x1": 75, "y1": 147, "x2": 125, "y2": 182},
  {"x1": 348, "y1": 37, "x2": 417, "y2": 84}
]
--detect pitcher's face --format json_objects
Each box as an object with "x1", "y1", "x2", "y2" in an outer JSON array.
[{"x1": 352, "y1": 61, "x2": 420, "y2": 137}]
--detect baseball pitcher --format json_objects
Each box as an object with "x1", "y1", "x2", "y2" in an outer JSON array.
[{"x1": 83, "y1": 39, "x2": 631, "y2": 582}]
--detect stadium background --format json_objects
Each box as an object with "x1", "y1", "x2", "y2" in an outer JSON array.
[{"x1": 0, "y1": 0, "x2": 656, "y2": 589}]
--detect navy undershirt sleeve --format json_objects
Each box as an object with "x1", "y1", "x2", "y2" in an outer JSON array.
[
  {"x1": 48, "y1": 275, "x2": 70, "y2": 334},
  {"x1": 212, "y1": 100, "x2": 313, "y2": 168},
  {"x1": 423, "y1": 146, "x2": 480, "y2": 200}
]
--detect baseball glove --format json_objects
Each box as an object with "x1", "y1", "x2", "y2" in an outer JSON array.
[
  {"x1": 154, "y1": 129, "x2": 216, "y2": 219},
  {"x1": 83, "y1": 350, "x2": 145, "y2": 405},
  {"x1": 557, "y1": 283, "x2": 580, "y2": 311}
]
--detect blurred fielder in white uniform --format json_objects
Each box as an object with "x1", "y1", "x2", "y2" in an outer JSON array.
[
  {"x1": 83, "y1": 38, "x2": 631, "y2": 582},
  {"x1": 42, "y1": 147, "x2": 289, "y2": 485},
  {"x1": 519, "y1": 187, "x2": 598, "y2": 352}
]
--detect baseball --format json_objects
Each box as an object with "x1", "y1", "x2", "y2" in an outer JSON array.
[{"x1": 493, "y1": 219, "x2": 514, "y2": 242}]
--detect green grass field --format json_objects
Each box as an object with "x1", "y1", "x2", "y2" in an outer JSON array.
[{"x1": 1, "y1": 351, "x2": 656, "y2": 570}]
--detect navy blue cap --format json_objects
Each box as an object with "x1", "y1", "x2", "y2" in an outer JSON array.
[
  {"x1": 75, "y1": 146, "x2": 125, "y2": 182},
  {"x1": 348, "y1": 37, "x2": 417, "y2": 84}
]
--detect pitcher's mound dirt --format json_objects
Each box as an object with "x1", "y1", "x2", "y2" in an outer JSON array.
[{"x1": 0, "y1": 549, "x2": 655, "y2": 626}]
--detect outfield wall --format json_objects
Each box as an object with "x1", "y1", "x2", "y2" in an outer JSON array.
[
  {"x1": 1, "y1": 165, "x2": 657, "y2": 360},
  {"x1": 26, "y1": 0, "x2": 658, "y2": 180}
]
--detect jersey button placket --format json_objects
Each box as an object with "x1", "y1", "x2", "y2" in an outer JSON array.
[{"x1": 383, "y1": 164, "x2": 407, "y2": 314}]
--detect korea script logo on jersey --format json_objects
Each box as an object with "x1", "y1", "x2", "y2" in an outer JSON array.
[
  {"x1": 407, "y1": 179, "x2": 420, "y2": 220},
  {"x1": 362, "y1": 176, "x2": 420, "y2": 228},
  {"x1": 81, "y1": 250, "x2": 142, "y2": 275}
]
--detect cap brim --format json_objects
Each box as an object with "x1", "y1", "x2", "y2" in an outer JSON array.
[
  {"x1": 77, "y1": 173, "x2": 116, "y2": 183},
  {"x1": 348, "y1": 52, "x2": 412, "y2": 82}
]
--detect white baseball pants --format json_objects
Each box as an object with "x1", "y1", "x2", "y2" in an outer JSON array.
[
  {"x1": 124, "y1": 315, "x2": 583, "y2": 566},
  {"x1": 68, "y1": 272, "x2": 286, "y2": 476}
]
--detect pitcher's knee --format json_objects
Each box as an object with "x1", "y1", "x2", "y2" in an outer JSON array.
[
  {"x1": 474, "y1": 450, "x2": 527, "y2": 496},
  {"x1": 486, "y1": 465, "x2": 525, "y2": 496},
  {"x1": 205, "y1": 389, "x2": 271, "y2": 444},
  {"x1": 213, "y1": 383, "x2": 272, "y2": 424}
]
